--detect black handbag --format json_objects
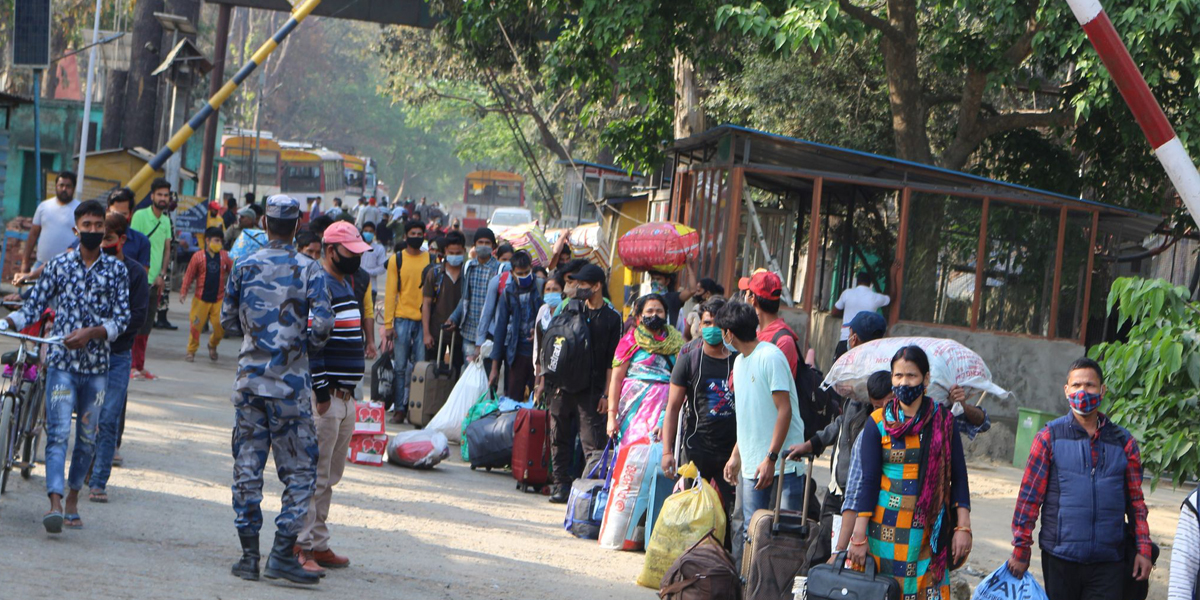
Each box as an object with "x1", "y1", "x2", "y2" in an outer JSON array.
[{"x1": 805, "y1": 552, "x2": 901, "y2": 600}]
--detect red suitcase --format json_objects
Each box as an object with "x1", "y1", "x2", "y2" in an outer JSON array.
[{"x1": 512, "y1": 407, "x2": 551, "y2": 493}]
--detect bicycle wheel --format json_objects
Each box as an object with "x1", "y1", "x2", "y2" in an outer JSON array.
[
  {"x1": 0, "y1": 392, "x2": 16, "y2": 495},
  {"x1": 19, "y1": 378, "x2": 44, "y2": 480}
]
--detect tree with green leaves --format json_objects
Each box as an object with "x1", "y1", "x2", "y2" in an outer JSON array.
[{"x1": 1089, "y1": 277, "x2": 1200, "y2": 489}]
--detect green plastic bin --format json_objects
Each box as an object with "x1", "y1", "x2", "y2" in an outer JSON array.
[{"x1": 1013, "y1": 407, "x2": 1059, "y2": 468}]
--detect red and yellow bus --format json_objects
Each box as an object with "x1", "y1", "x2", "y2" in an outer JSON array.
[
  {"x1": 216, "y1": 136, "x2": 281, "y2": 201},
  {"x1": 459, "y1": 170, "x2": 525, "y2": 229}
]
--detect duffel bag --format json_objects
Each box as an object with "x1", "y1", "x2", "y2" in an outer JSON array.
[{"x1": 464, "y1": 410, "x2": 517, "y2": 470}]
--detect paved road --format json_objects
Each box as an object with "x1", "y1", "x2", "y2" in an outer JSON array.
[{"x1": 0, "y1": 303, "x2": 1188, "y2": 598}]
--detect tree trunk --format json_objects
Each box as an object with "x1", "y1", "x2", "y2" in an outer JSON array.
[
  {"x1": 121, "y1": 0, "x2": 166, "y2": 150},
  {"x1": 881, "y1": 0, "x2": 931, "y2": 164},
  {"x1": 101, "y1": 70, "x2": 128, "y2": 148},
  {"x1": 674, "y1": 51, "x2": 704, "y2": 140}
]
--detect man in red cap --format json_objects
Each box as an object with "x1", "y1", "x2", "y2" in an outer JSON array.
[
  {"x1": 296, "y1": 220, "x2": 373, "y2": 576},
  {"x1": 738, "y1": 269, "x2": 800, "y2": 374}
]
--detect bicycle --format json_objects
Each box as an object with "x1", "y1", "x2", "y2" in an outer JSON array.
[{"x1": 0, "y1": 300, "x2": 59, "y2": 496}]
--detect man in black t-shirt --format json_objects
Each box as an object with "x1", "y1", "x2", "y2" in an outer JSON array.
[
  {"x1": 548, "y1": 264, "x2": 622, "y2": 504},
  {"x1": 662, "y1": 297, "x2": 737, "y2": 509}
]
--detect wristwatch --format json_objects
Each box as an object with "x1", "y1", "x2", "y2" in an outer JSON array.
[{"x1": 768, "y1": 451, "x2": 779, "y2": 462}]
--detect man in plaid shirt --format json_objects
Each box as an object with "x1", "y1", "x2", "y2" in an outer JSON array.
[
  {"x1": 1008, "y1": 357, "x2": 1152, "y2": 600},
  {"x1": 448, "y1": 227, "x2": 499, "y2": 365}
]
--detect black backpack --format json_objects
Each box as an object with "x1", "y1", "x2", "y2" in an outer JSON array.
[
  {"x1": 541, "y1": 299, "x2": 593, "y2": 394},
  {"x1": 771, "y1": 328, "x2": 841, "y2": 440}
]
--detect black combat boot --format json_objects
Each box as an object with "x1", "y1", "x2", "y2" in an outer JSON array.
[
  {"x1": 231, "y1": 532, "x2": 260, "y2": 581},
  {"x1": 263, "y1": 532, "x2": 319, "y2": 585},
  {"x1": 549, "y1": 484, "x2": 569, "y2": 504}
]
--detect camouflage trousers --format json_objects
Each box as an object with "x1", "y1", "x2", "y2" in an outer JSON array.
[{"x1": 231, "y1": 392, "x2": 319, "y2": 536}]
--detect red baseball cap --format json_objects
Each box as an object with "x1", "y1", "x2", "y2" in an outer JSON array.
[
  {"x1": 209, "y1": 201, "x2": 222, "y2": 211},
  {"x1": 738, "y1": 268, "x2": 782, "y2": 300},
  {"x1": 323, "y1": 221, "x2": 373, "y2": 254}
]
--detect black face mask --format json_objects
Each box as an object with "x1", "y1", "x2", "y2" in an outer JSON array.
[
  {"x1": 406, "y1": 237, "x2": 424, "y2": 250},
  {"x1": 642, "y1": 315, "x2": 667, "y2": 331},
  {"x1": 79, "y1": 231, "x2": 104, "y2": 251},
  {"x1": 101, "y1": 244, "x2": 120, "y2": 256},
  {"x1": 331, "y1": 251, "x2": 361, "y2": 275},
  {"x1": 575, "y1": 286, "x2": 595, "y2": 300}
]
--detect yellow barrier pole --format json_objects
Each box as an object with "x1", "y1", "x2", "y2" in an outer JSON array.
[{"x1": 125, "y1": 0, "x2": 324, "y2": 192}]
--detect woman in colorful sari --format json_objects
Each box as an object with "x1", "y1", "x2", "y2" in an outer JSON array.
[
  {"x1": 604, "y1": 294, "x2": 683, "y2": 447},
  {"x1": 846, "y1": 345, "x2": 972, "y2": 600}
]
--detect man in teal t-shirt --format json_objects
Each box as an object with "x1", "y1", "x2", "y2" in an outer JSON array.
[
  {"x1": 716, "y1": 301, "x2": 806, "y2": 540},
  {"x1": 128, "y1": 178, "x2": 175, "y2": 380}
]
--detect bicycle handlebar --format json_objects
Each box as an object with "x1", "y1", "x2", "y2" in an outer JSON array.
[{"x1": 0, "y1": 329, "x2": 63, "y2": 346}]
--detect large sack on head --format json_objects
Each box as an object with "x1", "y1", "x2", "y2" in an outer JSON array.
[{"x1": 822, "y1": 336, "x2": 1011, "y2": 403}]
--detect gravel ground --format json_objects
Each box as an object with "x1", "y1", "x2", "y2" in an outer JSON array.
[{"x1": 0, "y1": 303, "x2": 1187, "y2": 599}]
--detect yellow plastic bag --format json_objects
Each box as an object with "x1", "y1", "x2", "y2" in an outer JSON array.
[{"x1": 636, "y1": 462, "x2": 727, "y2": 588}]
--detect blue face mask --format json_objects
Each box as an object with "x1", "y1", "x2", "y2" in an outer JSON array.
[
  {"x1": 516, "y1": 273, "x2": 534, "y2": 288},
  {"x1": 543, "y1": 291, "x2": 563, "y2": 308},
  {"x1": 722, "y1": 332, "x2": 737, "y2": 353},
  {"x1": 892, "y1": 383, "x2": 926, "y2": 406},
  {"x1": 701, "y1": 326, "x2": 724, "y2": 346},
  {"x1": 445, "y1": 254, "x2": 465, "y2": 267},
  {"x1": 362, "y1": 232, "x2": 375, "y2": 243}
]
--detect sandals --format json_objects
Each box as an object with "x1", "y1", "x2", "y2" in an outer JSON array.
[
  {"x1": 43, "y1": 511, "x2": 64, "y2": 534},
  {"x1": 64, "y1": 513, "x2": 83, "y2": 529},
  {"x1": 184, "y1": 353, "x2": 195, "y2": 363},
  {"x1": 208, "y1": 346, "x2": 219, "y2": 362},
  {"x1": 89, "y1": 489, "x2": 108, "y2": 503}
]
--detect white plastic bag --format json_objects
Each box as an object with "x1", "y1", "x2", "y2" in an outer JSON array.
[
  {"x1": 387, "y1": 430, "x2": 450, "y2": 469},
  {"x1": 426, "y1": 360, "x2": 487, "y2": 443},
  {"x1": 822, "y1": 337, "x2": 1011, "y2": 403}
]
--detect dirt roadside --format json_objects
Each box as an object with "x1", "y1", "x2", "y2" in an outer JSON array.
[{"x1": 0, "y1": 303, "x2": 1187, "y2": 599}]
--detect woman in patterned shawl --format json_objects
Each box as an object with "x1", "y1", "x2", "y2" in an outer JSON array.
[
  {"x1": 604, "y1": 293, "x2": 683, "y2": 448},
  {"x1": 846, "y1": 345, "x2": 973, "y2": 600}
]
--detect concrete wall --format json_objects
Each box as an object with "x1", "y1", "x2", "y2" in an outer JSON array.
[{"x1": 798, "y1": 312, "x2": 1081, "y2": 462}]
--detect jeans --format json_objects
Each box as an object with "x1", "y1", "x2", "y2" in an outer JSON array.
[
  {"x1": 45, "y1": 368, "x2": 107, "y2": 498},
  {"x1": 740, "y1": 471, "x2": 808, "y2": 540},
  {"x1": 88, "y1": 351, "x2": 132, "y2": 492},
  {"x1": 391, "y1": 318, "x2": 424, "y2": 412}
]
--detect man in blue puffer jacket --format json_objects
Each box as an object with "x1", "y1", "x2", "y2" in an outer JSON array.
[{"x1": 1007, "y1": 357, "x2": 1153, "y2": 600}]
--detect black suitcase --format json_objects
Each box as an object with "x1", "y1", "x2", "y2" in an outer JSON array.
[
  {"x1": 464, "y1": 410, "x2": 517, "y2": 470},
  {"x1": 805, "y1": 551, "x2": 901, "y2": 600}
]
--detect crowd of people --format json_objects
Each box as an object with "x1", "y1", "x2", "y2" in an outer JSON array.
[{"x1": 3, "y1": 182, "x2": 1198, "y2": 599}]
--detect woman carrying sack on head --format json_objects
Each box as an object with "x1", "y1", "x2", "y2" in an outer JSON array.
[
  {"x1": 844, "y1": 345, "x2": 973, "y2": 600},
  {"x1": 605, "y1": 293, "x2": 683, "y2": 448}
]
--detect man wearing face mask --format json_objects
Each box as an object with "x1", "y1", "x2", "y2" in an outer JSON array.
[
  {"x1": 129, "y1": 178, "x2": 174, "y2": 380},
  {"x1": 547, "y1": 264, "x2": 622, "y2": 503},
  {"x1": 2, "y1": 200, "x2": 130, "y2": 533},
  {"x1": 84, "y1": 213, "x2": 149, "y2": 504},
  {"x1": 382, "y1": 220, "x2": 431, "y2": 422},
  {"x1": 422, "y1": 231, "x2": 466, "y2": 376},
  {"x1": 179, "y1": 227, "x2": 234, "y2": 362},
  {"x1": 295, "y1": 221, "x2": 373, "y2": 576},
  {"x1": 489, "y1": 250, "x2": 543, "y2": 400},
  {"x1": 358, "y1": 222, "x2": 387, "y2": 303},
  {"x1": 448, "y1": 228, "x2": 500, "y2": 368},
  {"x1": 1008, "y1": 358, "x2": 1152, "y2": 599}
]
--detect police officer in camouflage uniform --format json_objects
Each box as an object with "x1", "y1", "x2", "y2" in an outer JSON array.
[{"x1": 221, "y1": 195, "x2": 334, "y2": 585}]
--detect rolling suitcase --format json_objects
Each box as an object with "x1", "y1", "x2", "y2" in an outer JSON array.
[
  {"x1": 512, "y1": 406, "x2": 551, "y2": 492},
  {"x1": 743, "y1": 454, "x2": 820, "y2": 600},
  {"x1": 408, "y1": 330, "x2": 456, "y2": 428}
]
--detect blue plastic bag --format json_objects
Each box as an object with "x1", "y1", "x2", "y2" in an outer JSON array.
[
  {"x1": 497, "y1": 395, "x2": 534, "y2": 413},
  {"x1": 971, "y1": 564, "x2": 1050, "y2": 600}
]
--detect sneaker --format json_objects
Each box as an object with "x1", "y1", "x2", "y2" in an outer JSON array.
[
  {"x1": 140, "y1": 370, "x2": 157, "y2": 381},
  {"x1": 130, "y1": 369, "x2": 143, "y2": 380}
]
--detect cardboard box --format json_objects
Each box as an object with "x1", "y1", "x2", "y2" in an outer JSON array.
[
  {"x1": 353, "y1": 400, "x2": 386, "y2": 435},
  {"x1": 347, "y1": 433, "x2": 388, "y2": 467}
]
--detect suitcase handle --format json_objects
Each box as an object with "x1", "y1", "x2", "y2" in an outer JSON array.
[
  {"x1": 829, "y1": 550, "x2": 879, "y2": 579},
  {"x1": 770, "y1": 452, "x2": 814, "y2": 537},
  {"x1": 433, "y1": 329, "x2": 456, "y2": 373}
]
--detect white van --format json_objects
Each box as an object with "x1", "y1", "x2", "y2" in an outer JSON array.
[{"x1": 488, "y1": 207, "x2": 534, "y2": 236}]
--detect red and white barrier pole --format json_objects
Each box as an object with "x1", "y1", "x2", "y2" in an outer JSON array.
[{"x1": 1065, "y1": 0, "x2": 1200, "y2": 223}]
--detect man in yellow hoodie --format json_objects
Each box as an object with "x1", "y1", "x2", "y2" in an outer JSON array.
[{"x1": 381, "y1": 220, "x2": 430, "y2": 423}]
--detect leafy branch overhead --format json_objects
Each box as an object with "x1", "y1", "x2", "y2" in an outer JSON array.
[{"x1": 1090, "y1": 277, "x2": 1200, "y2": 490}]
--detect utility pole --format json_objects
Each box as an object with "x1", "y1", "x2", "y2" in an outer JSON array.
[{"x1": 75, "y1": 0, "x2": 104, "y2": 200}]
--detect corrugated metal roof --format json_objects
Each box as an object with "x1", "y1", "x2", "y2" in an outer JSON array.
[{"x1": 673, "y1": 124, "x2": 1164, "y2": 239}]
